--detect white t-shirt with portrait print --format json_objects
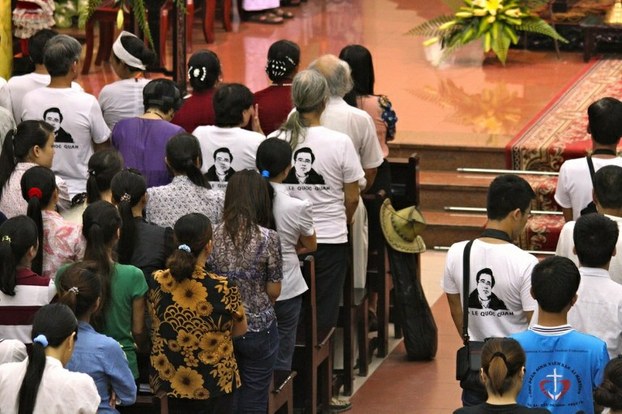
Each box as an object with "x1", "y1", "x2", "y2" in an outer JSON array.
[
  {"x1": 8, "y1": 72, "x2": 83, "y2": 122},
  {"x1": 21, "y1": 87, "x2": 111, "y2": 198},
  {"x1": 269, "y1": 126, "x2": 365, "y2": 244},
  {"x1": 271, "y1": 182, "x2": 313, "y2": 301},
  {"x1": 442, "y1": 239, "x2": 538, "y2": 342},
  {"x1": 192, "y1": 125, "x2": 265, "y2": 191}
]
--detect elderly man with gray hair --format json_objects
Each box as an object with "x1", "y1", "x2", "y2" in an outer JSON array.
[
  {"x1": 308, "y1": 54, "x2": 383, "y2": 300},
  {"x1": 21, "y1": 34, "x2": 110, "y2": 200}
]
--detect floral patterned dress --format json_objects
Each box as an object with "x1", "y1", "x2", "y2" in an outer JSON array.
[{"x1": 148, "y1": 265, "x2": 245, "y2": 399}]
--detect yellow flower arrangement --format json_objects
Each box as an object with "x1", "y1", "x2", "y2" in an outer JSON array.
[{"x1": 408, "y1": 0, "x2": 567, "y2": 64}]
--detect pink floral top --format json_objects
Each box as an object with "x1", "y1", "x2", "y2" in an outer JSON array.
[
  {"x1": 0, "y1": 163, "x2": 71, "y2": 218},
  {"x1": 42, "y1": 210, "x2": 86, "y2": 280}
]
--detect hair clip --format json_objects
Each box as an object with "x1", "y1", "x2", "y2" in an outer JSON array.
[
  {"x1": 68, "y1": 286, "x2": 79, "y2": 295},
  {"x1": 178, "y1": 244, "x2": 191, "y2": 253},
  {"x1": 88, "y1": 169, "x2": 96, "y2": 177},
  {"x1": 261, "y1": 170, "x2": 270, "y2": 178},
  {"x1": 33, "y1": 334, "x2": 48, "y2": 347},
  {"x1": 28, "y1": 187, "x2": 43, "y2": 200},
  {"x1": 120, "y1": 193, "x2": 131, "y2": 203},
  {"x1": 1, "y1": 235, "x2": 10, "y2": 243}
]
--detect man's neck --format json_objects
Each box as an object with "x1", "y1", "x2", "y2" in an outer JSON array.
[
  {"x1": 48, "y1": 75, "x2": 73, "y2": 88},
  {"x1": 34, "y1": 65, "x2": 48, "y2": 75},
  {"x1": 600, "y1": 207, "x2": 622, "y2": 218},
  {"x1": 591, "y1": 142, "x2": 618, "y2": 157},
  {"x1": 536, "y1": 308, "x2": 569, "y2": 327},
  {"x1": 483, "y1": 220, "x2": 513, "y2": 241}
]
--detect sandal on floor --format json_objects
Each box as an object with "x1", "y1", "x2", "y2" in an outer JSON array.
[
  {"x1": 272, "y1": 8, "x2": 294, "y2": 18},
  {"x1": 329, "y1": 397, "x2": 352, "y2": 413},
  {"x1": 246, "y1": 12, "x2": 284, "y2": 24}
]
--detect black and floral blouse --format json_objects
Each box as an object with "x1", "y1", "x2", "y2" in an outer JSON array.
[
  {"x1": 148, "y1": 265, "x2": 245, "y2": 399},
  {"x1": 208, "y1": 224, "x2": 283, "y2": 332}
]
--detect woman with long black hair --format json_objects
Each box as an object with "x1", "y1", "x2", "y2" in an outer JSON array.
[
  {"x1": 208, "y1": 169, "x2": 282, "y2": 413},
  {"x1": 0, "y1": 303, "x2": 100, "y2": 413},
  {"x1": 111, "y1": 169, "x2": 173, "y2": 280}
]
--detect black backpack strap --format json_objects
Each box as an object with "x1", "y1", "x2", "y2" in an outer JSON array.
[{"x1": 462, "y1": 240, "x2": 475, "y2": 346}]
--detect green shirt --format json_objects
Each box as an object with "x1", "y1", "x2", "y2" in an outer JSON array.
[{"x1": 57, "y1": 263, "x2": 148, "y2": 378}]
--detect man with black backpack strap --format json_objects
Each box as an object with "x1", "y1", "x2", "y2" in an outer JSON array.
[{"x1": 442, "y1": 174, "x2": 538, "y2": 406}]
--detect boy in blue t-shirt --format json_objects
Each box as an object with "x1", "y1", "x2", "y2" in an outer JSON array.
[{"x1": 512, "y1": 256, "x2": 609, "y2": 414}]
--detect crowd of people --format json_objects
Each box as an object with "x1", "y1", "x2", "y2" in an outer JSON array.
[
  {"x1": 3, "y1": 21, "x2": 622, "y2": 414},
  {"x1": 444, "y1": 96, "x2": 622, "y2": 413},
  {"x1": 0, "y1": 27, "x2": 398, "y2": 414}
]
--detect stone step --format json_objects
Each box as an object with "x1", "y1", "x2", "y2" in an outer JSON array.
[
  {"x1": 420, "y1": 210, "x2": 486, "y2": 249},
  {"x1": 419, "y1": 170, "x2": 493, "y2": 210},
  {"x1": 388, "y1": 131, "x2": 507, "y2": 171}
]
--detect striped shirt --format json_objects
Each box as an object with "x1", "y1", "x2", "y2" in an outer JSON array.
[{"x1": 0, "y1": 269, "x2": 56, "y2": 344}]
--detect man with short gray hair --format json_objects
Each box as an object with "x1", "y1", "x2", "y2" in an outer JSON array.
[{"x1": 21, "y1": 34, "x2": 110, "y2": 199}]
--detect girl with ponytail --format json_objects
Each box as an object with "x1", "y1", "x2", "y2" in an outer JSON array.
[
  {"x1": 453, "y1": 338, "x2": 549, "y2": 414},
  {"x1": 149, "y1": 213, "x2": 246, "y2": 412},
  {"x1": 0, "y1": 215, "x2": 55, "y2": 345},
  {"x1": 59, "y1": 261, "x2": 137, "y2": 413},
  {"x1": 0, "y1": 120, "x2": 71, "y2": 217},
  {"x1": 0, "y1": 303, "x2": 100, "y2": 413},
  {"x1": 57, "y1": 200, "x2": 148, "y2": 380},
  {"x1": 21, "y1": 166, "x2": 85, "y2": 279},
  {"x1": 111, "y1": 169, "x2": 173, "y2": 279},
  {"x1": 146, "y1": 132, "x2": 224, "y2": 228},
  {"x1": 256, "y1": 138, "x2": 316, "y2": 372}
]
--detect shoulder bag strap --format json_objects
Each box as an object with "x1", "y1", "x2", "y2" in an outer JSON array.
[
  {"x1": 462, "y1": 239, "x2": 475, "y2": 346},
  {"x1": 586, "y1": 155, "x2": 596, "y2": 186}
]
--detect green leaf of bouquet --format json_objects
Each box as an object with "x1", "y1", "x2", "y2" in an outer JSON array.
[
  {"x1": 491, "y1": 22, "x2": 511, "y2": 64},
  {"x1": 407, "y1": 15, "x2": 456, "y2": 37},
  {"x1": 519, "y1": 17, "x2": 569, "y2": 43}
]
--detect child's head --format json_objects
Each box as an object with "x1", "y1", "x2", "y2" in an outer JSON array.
[
  {"x1": 531, "y1": 256, "x2": 580, "y2": 313},
  {"x1": 0, "y1": 216, "x2": 38, "y2": 296},
  {"x1": 573, "y1": 213, "x2": 619, "y2": 268},
  {"x1": 587, "y1": 97, "x2": 622, "y2": 145}
]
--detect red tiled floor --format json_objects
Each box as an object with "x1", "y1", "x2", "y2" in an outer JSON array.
[{"x1": 350, "y1": 298, "x2": 463, "y2": 413}]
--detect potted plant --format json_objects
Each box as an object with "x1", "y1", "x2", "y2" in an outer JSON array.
[{"x1": 409, "y1": 0, "x2": 567, "y2": 64}]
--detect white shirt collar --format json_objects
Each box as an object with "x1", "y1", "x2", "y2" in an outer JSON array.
[{"x1": 578, "y1": 266, "x2": 612, "y2": 279}]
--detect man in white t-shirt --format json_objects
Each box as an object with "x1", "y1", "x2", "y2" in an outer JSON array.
[
  {"x1": 442, "y1": 174, "x2": 538, "y2": 406},
  {"x1": 193, "y1": 83, "x2": 264, "y2": 190},
  {"x1": 309, "y1": 55, "x2": 384, "y2": 292},
  {"x1": 0, "y1": 77, "x2": 11, "y2": 117},
  {"x1": 557, "y1": 165, "x2": 622, "y2": 285},
  {"x1": 8, "y1": 29, "x2": 83, "y2": 122},
  {"x1": 21, "y1": 35, "x2": 110, "y2": 198},
  {"x1": 555, "y1": 97, "x2": 622, "y2": 222},
  {"x1": 567, "y1": 213, "x2": 622, "y2": 359}
]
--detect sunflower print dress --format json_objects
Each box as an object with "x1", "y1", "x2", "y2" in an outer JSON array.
[{"x1": 148, "y1": 265, "x2": 245, "y2": 399}]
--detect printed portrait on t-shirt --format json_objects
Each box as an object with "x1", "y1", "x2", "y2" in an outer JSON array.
[
  {"x1": 468, "y1": 268, "x2": 508, "y2": 310},
  {"x1": 205, "y1": 147, "x2": 235, "y2": 182},
  {"x1": 284, "y1": 147, "x2": 325, "y2": 185},
  {"x1": 43, "y1": 107, "x2": 74, "y2": 143}
]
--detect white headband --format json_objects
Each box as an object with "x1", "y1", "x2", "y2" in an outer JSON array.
[{"x1": 112, "y1": 31, "x2": 147, "y2": 71}]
